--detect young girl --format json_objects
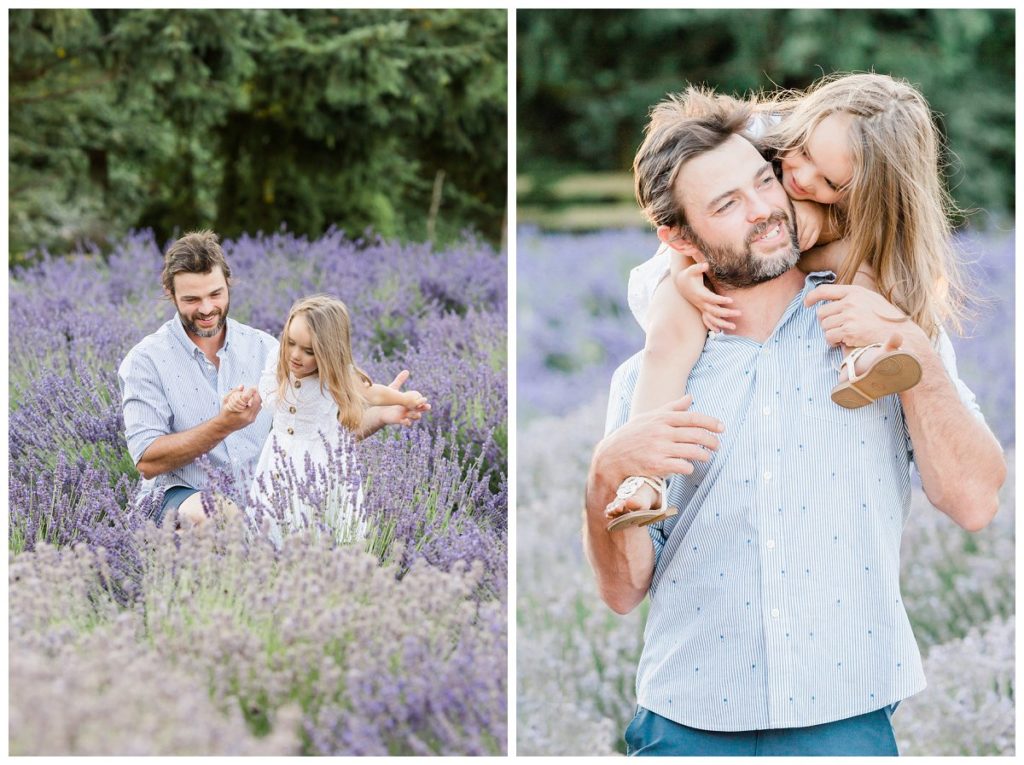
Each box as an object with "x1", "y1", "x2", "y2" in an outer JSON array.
[
  {"x1": 229, "y1": 295, "x2": 428, "y2": 544},
  {"x1": 607, "y1": 73, "x2": 967, "y2": 531}
]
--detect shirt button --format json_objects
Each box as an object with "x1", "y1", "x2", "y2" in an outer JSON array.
[
  {"x1": 289, "y1": 406, "x2": 296, "y2": 414},
  {"x1": 762, "y1": 406, "x2": 771, "y2": 416},
  {"x1": 771, "y1": 608, "x2": 780, "y2": 618},
  {"x1": 763, "y1": 471, "x2": 772, "y2": 481},
  {"x1": 295, "y1": 380, "x2": 302, "y2": 388},
  {"x1": 287, "y1": 427, "x2": 294, "y2": 435},
  {"x1": 766, "y1": 539, "x2": 776, "y2": 550}
]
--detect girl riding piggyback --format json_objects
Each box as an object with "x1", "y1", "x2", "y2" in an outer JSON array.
[
  {"x1": 606, "y1": 73, "x2": 968, "y2": 531},
  {"x1": 227, "y1": 295, "x2": 429, "y2": 543}
]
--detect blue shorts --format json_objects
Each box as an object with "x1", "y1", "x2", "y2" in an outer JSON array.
[
  {"x1": 625, "y1": 706, "x2": 899, "y2": 756},
  {"x1": 157, "y1": 486, "x2": 200, "y2": 526}
]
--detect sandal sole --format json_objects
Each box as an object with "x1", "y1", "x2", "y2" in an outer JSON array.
[
  {"x1": 831, "y1": 351, "x2": 922, "y2": 409},
  {"x1": 606, "y1": 507, "x2": 679, "y2": 533}
]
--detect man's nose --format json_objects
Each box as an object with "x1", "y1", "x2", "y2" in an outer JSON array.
[{"x1": 747, "y1": 193, "x2": 772, "y2": 222}]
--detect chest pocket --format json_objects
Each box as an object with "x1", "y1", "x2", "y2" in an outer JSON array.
[{"x1": 799, "y1": 345, "x2": 889, "y2": 424}]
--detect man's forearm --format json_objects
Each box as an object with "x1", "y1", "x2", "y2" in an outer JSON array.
[
  {"x1": 900, "y1": 333, "x2": 1006, "y2": 531},
  {"x1": 583, "y1": 440, "x2": 656, "y2": 615},
  {"x1": 136, "y1": 416, "x2": 233, "y2": 479}
]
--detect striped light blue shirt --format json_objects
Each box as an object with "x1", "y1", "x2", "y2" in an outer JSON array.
[
  {"x1": 605, "y1": 272, "x2": 984, "y2": 732},
  {"x1": 118, "y1": 315, "x2": 279, "y2": 499}
]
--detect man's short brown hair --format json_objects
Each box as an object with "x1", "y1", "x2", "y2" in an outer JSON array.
[
  {"x1": 161, "y1": 230, "x2": 232, "y2": 295},
  {"x1": 634, "y1": 87, "x2": 753, "y2": 230}
]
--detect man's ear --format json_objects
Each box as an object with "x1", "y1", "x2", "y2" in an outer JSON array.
[{"x1": 656, "y1": 225, "x2": 703, "y2": 262}]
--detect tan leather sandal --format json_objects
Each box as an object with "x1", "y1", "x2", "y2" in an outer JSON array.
[
  {"x1": 605, "y1": 475, "x2": 679, "y2": 533},
  {"x1": 831, "y1": 343, "x2": 922, "y2": 409}
]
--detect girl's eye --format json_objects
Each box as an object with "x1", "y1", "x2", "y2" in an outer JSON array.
[{"x1": 826, "y1": 180, "x2": 840, "y2": 192}]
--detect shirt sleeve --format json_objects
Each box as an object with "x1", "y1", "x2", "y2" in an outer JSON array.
[
  {"x1": 626, "y1": 244, "x2": 672, "y2": 334},
  {"x1": 118, "y1": 350, "x2": 172, "y2": 466},
  {"x1": 906, "y1": 328, "x2": 990, "y2": 463},
  {"x1": 935, "y1": 328, "x2": 986, "y2": 422},
  {"x1": 604, "y1": 354, "x2": 666, "y2": 562},
  {"x1": 257, "y1": 346, "x2": 281, "y2": 411}
]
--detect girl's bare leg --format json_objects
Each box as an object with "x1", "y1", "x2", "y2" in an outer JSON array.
[{"x1": 614, "y1": 278, "x2": 707, "y2": 515}]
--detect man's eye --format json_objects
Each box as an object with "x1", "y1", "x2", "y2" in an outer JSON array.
[{"x1": 716, "y1": 201, "x2": 735, "y2": 214}]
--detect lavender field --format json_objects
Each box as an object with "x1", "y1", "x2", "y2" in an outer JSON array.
[
  {"x1": 517, "y1": 226, "x2": 1014, "y2": 756},
  {"x1": 9, "y1": 230, "x2": 507, "y2": 755}
]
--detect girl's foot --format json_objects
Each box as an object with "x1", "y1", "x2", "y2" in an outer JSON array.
[
  {"x1": 605, "y1": 476, "x2": 678, "y2": 532},
  {"x1": 832, "y1": 333, "x2": 922, "y2": 409}
]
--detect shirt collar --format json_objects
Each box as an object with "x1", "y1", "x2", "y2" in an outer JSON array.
[
  {"x1": 707, "y1": 270, "x2": 837, "y2": 345},
  {"x1": 169, "y1": 314, "x2": 235, "y2": 358}
]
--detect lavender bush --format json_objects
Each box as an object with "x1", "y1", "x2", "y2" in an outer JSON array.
[
  {"x1": 516, "y1": 226, "x2": 1014, "y2": 755},
  {"x1": 9, "y1": 229, "x2": 507, "y2": 754},
  {"x1": 10, "y1": 519, "x2": 505, "y2": 755}
]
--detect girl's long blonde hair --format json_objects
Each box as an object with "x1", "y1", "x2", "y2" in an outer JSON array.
[
  {"x1": 277, "y1": 295, "x2": 372, "y2": 431},
  {"x1": 758, "y1": 72, "x2": 967, "y2": 339}
]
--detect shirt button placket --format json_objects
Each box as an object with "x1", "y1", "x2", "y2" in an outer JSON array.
[{"x1": 758, "y1": 344, "x2": 792, "y2": 724}]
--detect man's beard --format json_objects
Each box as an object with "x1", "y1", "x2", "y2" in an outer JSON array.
[
  {"x1": 690, "y1": 204, "x2": 801, "y2": 289},
  {"x1": 180, "y1": 302, "x2": 228, "y2": 338}
]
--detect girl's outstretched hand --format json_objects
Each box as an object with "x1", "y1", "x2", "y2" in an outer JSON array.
[
  {"x1": 674, "y1": 262, "x2": 741, "y2": 331},
  {"x1": 383, "y1": 370, "x2": 430, "y2": 426}
]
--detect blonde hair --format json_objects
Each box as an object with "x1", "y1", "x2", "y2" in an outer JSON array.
[
  {"x1": 277, "y1": 295, "x2": 372, "y2": 431},
  {"x1": 758, "y1": 72, "x2": 967, "y2": 338}
]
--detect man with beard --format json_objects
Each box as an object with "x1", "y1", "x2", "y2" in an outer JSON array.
[
  {"x1": 119, "y1": 230, "x2": 420, "y2": 528},
  {"x1": 583, "y1": 90, "x2": 1004, "y2": 755}
]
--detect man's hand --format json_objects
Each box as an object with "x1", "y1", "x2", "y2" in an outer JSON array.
[
  {"x1": 219, "y1": 385, "x2": 262, "y2": 431},
  {"x1": 805, "y1": 283, "x2": 915, "y2": 349},
  {"x1": 137, "y1": 385, "x2": 263, "y2": 480},
  {"x1": 590, "y1": 394, "x2": 724, "y2": 497},
  {"x1": 583, "y1": 394, "x2": 723, "y2": 614}
]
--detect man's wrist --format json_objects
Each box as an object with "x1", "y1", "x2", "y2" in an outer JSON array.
[
  {"x1": 587, "y1": 440, "x2": 622, "y2": 509},
  {"x1": 208, "y1": 412, "x2": 236, "y2": 439}
]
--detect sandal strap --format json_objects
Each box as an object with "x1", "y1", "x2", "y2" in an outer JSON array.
[
  {"x1": 607, "y1": 475, "x2": 667, "y2": 514},
  {"x1": 840, "y1": 343, "x2": 883, "y2": 385}
]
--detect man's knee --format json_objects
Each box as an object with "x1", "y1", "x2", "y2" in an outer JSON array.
[
  {"x1": 177, "y1": 493, "x2": 241, "y2": 528},
  {"x1": 176, "y1": 494, "x2": 209, "y2": 527}
]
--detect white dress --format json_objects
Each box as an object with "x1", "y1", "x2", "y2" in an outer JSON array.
[{"x1": 247, "y1": 350, "x2": 366, "y2": 547}]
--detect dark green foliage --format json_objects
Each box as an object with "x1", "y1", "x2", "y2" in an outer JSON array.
[
  {"x1": 9, "y1": 9, "x2": 507, "y2": 264},
  {"x1": 517, "y1": 9, "x2": 1013, "y2": 226}
]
